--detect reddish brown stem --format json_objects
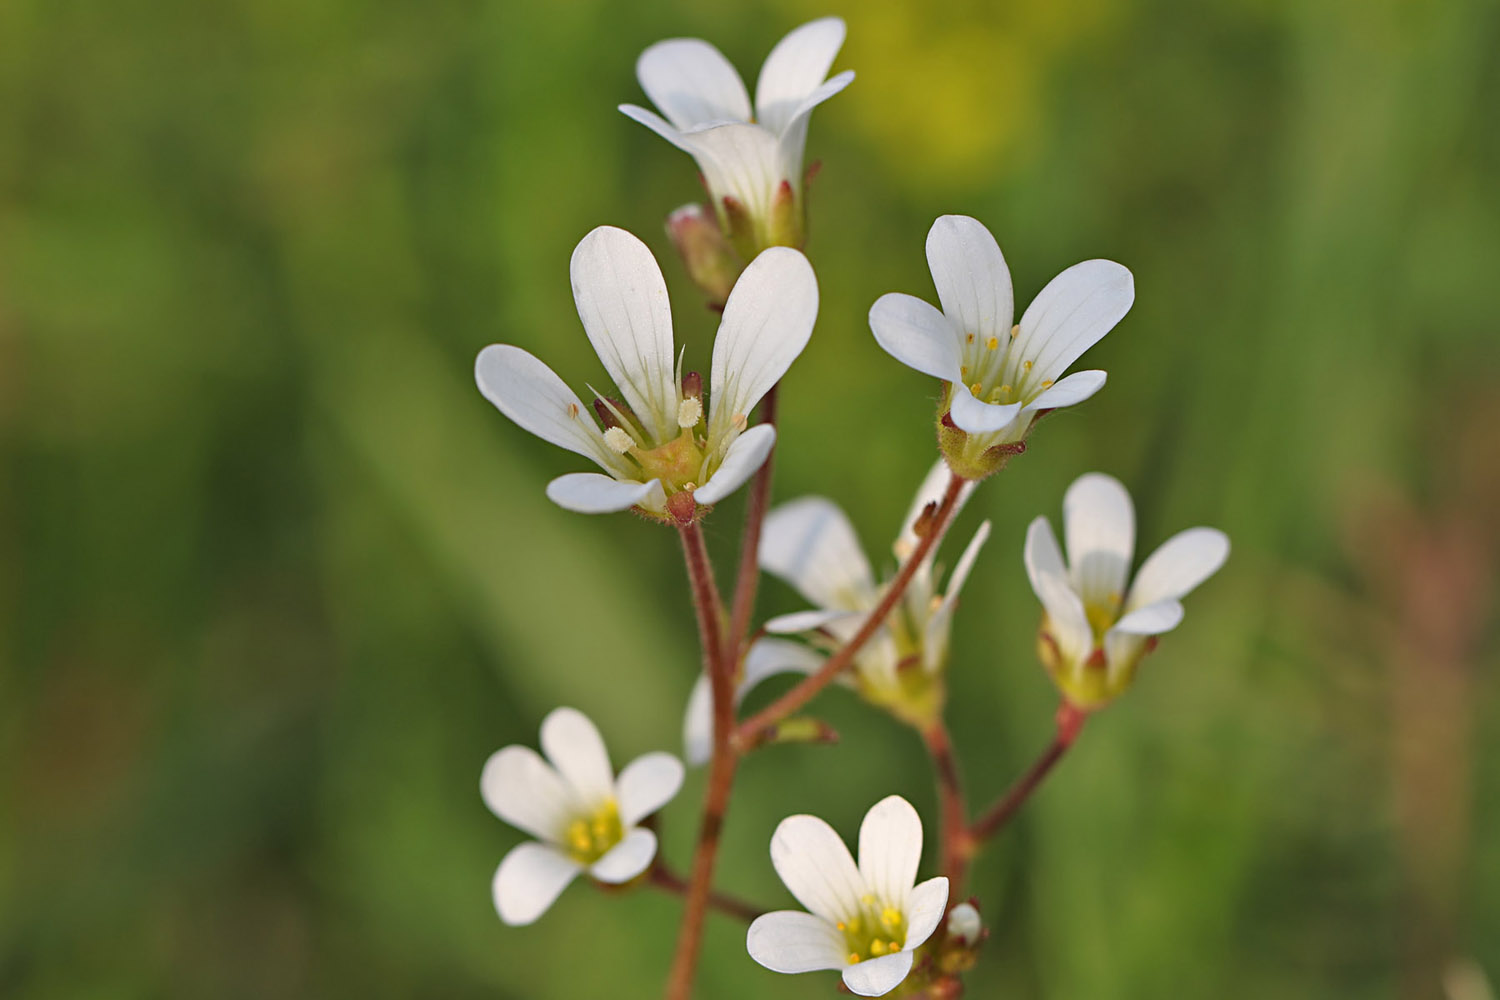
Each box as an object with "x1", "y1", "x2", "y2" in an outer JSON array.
[
  {"x1": 734, "y1": 472, "x2": 968, "y2": 747},
  {"x1": 966, "y1": 703, "x2": 1087, "y2": 846},
  {"x1": 922, "y1": 720, "x2": 970, "y2": 889},
  {"x1": 724, "y1": 384, "x2": 778, "y2": 669},
  {"x1": 649, "y1": 864, "x2": 764, "y2": 925},
  {"x1": 666, "y1": 524, "x2": 737, "y2": 1000}
]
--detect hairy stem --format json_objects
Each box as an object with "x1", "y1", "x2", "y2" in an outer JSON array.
[
  {"x1": 724, "y1": 384, "x2": 777, "y2": 669},
  {"x1": 649, "y1": 863, "x2": 764, "y2": 925},
  {"x1": 966, "y1": 702, "x2": 1087, "y2": 847},
  {"x1": 734, "y1": 471, "x2": 968, "y2": 747},
  {"x1": 666, "y1": 523, "x2": 737, "y2": 1000},
  {"x1": 922, "y1": 720, "x2": 970, "y2": 888}
]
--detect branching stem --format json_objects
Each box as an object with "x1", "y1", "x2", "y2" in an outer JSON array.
[{"x1": 966, "y1": 702, "x2": 1087, "y2": 848}]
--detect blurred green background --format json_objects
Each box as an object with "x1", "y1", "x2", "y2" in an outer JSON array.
[{"x1": 3, "y1": 0, "x2": 1498, "y2": 996}]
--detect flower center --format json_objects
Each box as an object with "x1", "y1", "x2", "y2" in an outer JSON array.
[
  {"x1": 956, "y1": 324, "x2": 1054, "y2": 406},
  {"x1": 1084, "y1": 592, "x2": 1123, "y2": 642},
  {"x1": 837, "y1": 896, "x2": 907, "y2": 965},
  {"x1": 623, "y1": 429, "x2": 707, "y2": 496},
  {"x1": 561, "y1": 798, "x2": 623, "y2": 865}
]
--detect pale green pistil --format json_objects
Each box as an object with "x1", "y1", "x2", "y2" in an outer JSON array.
[{"x1": 561, "y1": 798, "x2": 623, "y2": 865}]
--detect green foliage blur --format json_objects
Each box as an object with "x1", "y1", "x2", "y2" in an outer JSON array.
[{"x1": 3, "y1": 0, "x2": 1498, "y2": 997}]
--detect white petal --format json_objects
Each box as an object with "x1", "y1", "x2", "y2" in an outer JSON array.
[
  {"x1": 949, "y1": 382, "x2": 1022, "y2": 434},
  {"x1": 923, "y1": 520, "x2": 991, "y2": 672},
  {"x1": 746, "y1": 911, "x2": 848, "y2": 974},
  {"x1": 682, "y1": 674, "x2": 714, "y2": 767},
  {"x1": 743, "y1": 637, "x2": 826, "y2": 690},
  {"x1": 546, "y1": 472, "x2": 665, "y2": 515},
  {"x1": 619, "y1": 103, "x2": 696, "y2": 154},
  {"x1": 772, "y1": 70, "x2": 854, "y2": 184},
  {"x1": 925, "y1": 215, "x2": 1014, "y2": 340},
  {"x1": 763, "y1": 607, "x2": 858, "y2": 634},
  {"x1": 868, "y1": 293, "x2": 962, "y2": 382},
  {"x1": 540, "y1": 707, "x2": 614, "y2": 806},
  {"x1": 857, "y1": 795, "x2": 923, "y2": 909},
  {"x1": 679, "y1": 122, "x2": 786, "y2": 222},
  {"x1": 1027, "y1": 368, "x2": 1106, "y2": 410},
  {"x1": 694, "y1": 424, "x2": 776, "y2": 505},
  {"x1": 708, "y1": 247, "x2": 818, "y2": 443},
  {"x1": 1125, "y1": 527, "x2": 1230, "y2": 611},
  {"x1": 841, "y1": 951, "x2": 915, "y2": 996},
  {"x1": 1014, "y1": 259, "x2": 1133, "y2": 384},
  {"x1": 635, "y1": 37, "x2": 751, "y2": 130},
  {"x1": 902, "y1": 876, "x2": 951, "y2": 951},
  {"x1": 946, "y1": 901, "x2": 982, "y2": 943},
  {"x1": 589, "y1": 827, "x2": 658, "y2": 884},
  {"x1": 755, "y1": 17, "x2": 846, "y2": 134},
  {"x1": 570, "y1": 226, "x2": 678, "y2": 443},
  {"x1": 493, "y1": 842, "x2": 581, "y2": 926},
  {"x1": 1103, "y1": 629, "x2": 1150, "y2": 683},
  {"x1": 895, "y1": 460, "x2": 975, "y2": 561},
  {"x1": 760, "y1": 496, "x2": 876, "y2": 610},
  {"x1": 615, "y1": 752, "x2": 684, "y2": 826},
  {"x1": 771, "y1": 814, "x2": 866, "y2": 924},
  {"x1": 1023, "y1": 518, "x2": 1092, "y2": 663},
  {"x1": 475, "y1": 345, "x2": 619, "y2": 473},
  {"x1": 1063, "y1": 472, "x2": 1135, "y2": 608},
  {"x1": 1111, "y1": 599, "x2": 1185, "y2": 635},
  {"x1": 480, "y1": 745, "x2": 576, "y2": 842}
]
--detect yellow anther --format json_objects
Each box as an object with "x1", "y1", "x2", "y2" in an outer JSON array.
[
  {"x1": 835, "y1": 921, "x2": 847, "y2": 932},
  {"x1": 959, "y1": 365, "x2": 968, "y2": 378},
  {"x1": 1041, "y1": 379, "x2": 1054, "y2": 389},
  {"x1": 567, "y1": 402, "x2": 579, "y2": 418},
  {"x1": 1023, "y1": 359, "x2": 1034, "y2": 371},
  {"x1": 732, "y1": 412, "x2": 747, "y2": 430},
  {"x1": 999, "y1": 384, "x2": 1012, "y2": 396},
  {"x1": 603, "y1": 426, "x2": 634, "y2": 454},
  {"x1": 1010, "y1": 323, "x2": 1020, "y2": 338},
  {"x1": 881, "y1": 907, "x2": 902, "y2": 927},
  {"x1": 848, "y1": 953, "x2": 861, "y2": 965},
  {"x1": 986, "y1": 335, "x2": 999, "y2": 350},
  {"x1": 870, "y1": 940, "x2": 887, "y2": 956},
  {"x1": 969, "y1": 382, "x2": 983, "y2": 397},
  {"x1": 965, "y1": 332, "x2": 975, "y2": 344},
  {"x1": 860, "y1": 894, "x2": 875, "y2": 905}
]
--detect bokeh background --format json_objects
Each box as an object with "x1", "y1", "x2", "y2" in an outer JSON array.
[{"x1": 3, "y1": 0, "x2": 1498, "y2": 996}]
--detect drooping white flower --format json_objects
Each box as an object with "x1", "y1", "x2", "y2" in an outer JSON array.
[
  {"x1": 869, "y1": 215, "x2": 1134, "y2": 478},
  {"x1": 481, "y1": 707, "x2": 684, "y2": 926},
  {"x1": 747, "y1": 795, "x2": 949, "y2": 996},
  {"x1": 475, "y1": 226, "x2": 818, "y2": 522},
  {"x1": 620, "y1": 18, "x2": 854, "y2": 254},
  {"x1": 1024, "y1": 473, "x2": 1230, "y2": 709}
]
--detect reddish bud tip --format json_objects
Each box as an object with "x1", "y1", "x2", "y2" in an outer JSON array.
[{"x1": 681, "y1": 370, "x2": 702, "y2": 400}]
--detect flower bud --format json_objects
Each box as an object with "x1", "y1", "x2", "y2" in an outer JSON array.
[{"x1": 666, "y1": 203, "x2": 743, "y2": 309}]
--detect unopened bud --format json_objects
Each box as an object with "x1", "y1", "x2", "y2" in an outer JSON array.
[
  {"x1": 681, "y1": 370, "x2": 702, "y2": 402},
  {"x1": 667, "y1": 203, "x2": 742, "y2": 308},
  {"x1": 748, "y1": 716, "x2": 839, "y2": 752},
  {"x1": 766, "y1": 178, "x2": 804, "y2": 249},
  {"x1": 946, "y1": 902, "x2": 982, "y2": 945},
  {"x1": 592, "y1": 396, "x2": 637, "y2": 432},
  {"x1": 912, "y1": 501, "x2": 939, "y2": 541}
]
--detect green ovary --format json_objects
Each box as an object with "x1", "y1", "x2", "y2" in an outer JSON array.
[
  {"x1": 630, "y1": 430, "x2": 706, "y2": 495},
  {"x1": 561, "y1": 798, "x2": 623, "y2": 865},
  {"x1": 837, "y1": 897, "x2": 907, "y2": 965}
]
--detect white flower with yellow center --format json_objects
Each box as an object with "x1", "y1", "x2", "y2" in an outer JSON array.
[
  {"x1": 1025, "y1": 473, "x2": 1230, "y2": 709},
  {"x1": 475, "y1": 226, "x2": 817, "y2": 522},
  {"x1": 481, "y1": 707, "x2": 684, "y2": 926},
  {"x1": 620, "y1": 18, "x2": 854, "y2": 254},
  {"x1": 680, "y1": 462, "x2": 988, "y2": 761},
  {"x1": 747, "y1": 795, "x2": 949, "y2": 996},
  {"x1": 869, "y1": 215, "x2": 1135, "y2": 478}
]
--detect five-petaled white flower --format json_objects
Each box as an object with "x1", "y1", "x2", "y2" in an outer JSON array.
[
  {"x1": 747, "y1": 795, "x2": 949, "y2": 996},
  {"x1": 681, "y1": 461, "x2": 989, "y2": 762},
  {"x1": 1025, "y1": 473, "x2": 1230, "y2": 709},
  {"x1": 481, "y1": 707, "x2": 684, "y2": 926},
  {"x1": 620, "y1": 17, "x2": 854, "y2": 254},
  {"x1": 869, "y1": 215, "x2": 1135, "y2": 479},
  {"x1": 475, "y1": 226, "x2": 817, "y2": 522}
]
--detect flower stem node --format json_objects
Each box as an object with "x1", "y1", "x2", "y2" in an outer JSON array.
[
  {"x1": 749, "y1": 715, "x2": 840, "y2": 752},
  {"x1": 667, "y1": 203, "x2": 743, "y2": 309},
  {"x1": 1025, "y1": 473, "x2": 1230, "y2": 710}
]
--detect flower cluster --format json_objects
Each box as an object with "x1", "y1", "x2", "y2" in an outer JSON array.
[{"x1": 472, "y1": 15, "x2": 1230, "y2": 999}]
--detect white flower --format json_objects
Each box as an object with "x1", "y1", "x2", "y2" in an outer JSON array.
[
  {"x1": 620, "y1": 18, "x2": 854, "y2": 252},
  {"x1": 475, "y1": 226, "x2": 818, "y2": 521},
  {"x1": 481, "y1": 707, "x2": 684, "y2": 926},
  {"x1": 1024, "y1": 473, "x2": 1230, "y2": 709},
  {"x1": 869, "y1": 215, "x2": 1134, "y2": 477},
  {"x1": 747, "y1": 795, "x2": 949, "y2": 996}
]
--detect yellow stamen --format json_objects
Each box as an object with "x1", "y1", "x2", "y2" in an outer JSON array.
[
  {"x1": 969, "y1": 382, "x2": 983, "y2": 397},
  {"x1": 848, "y1": 953, "x2": 861, "y2": 965},
  {"x1": 986, "y1": 335, "x2": 999, "y2": 350},
  {"x1": 567, "y1": 402, "x2": 579, "y2": 418},
  {"x1": 870, "y1": 940, "x2": 887, "y2": 956},
  {"x1": 965, "y1": 332, "x2": 975, "y2": 344},
  {"x1": 1041, "y1": 379, "x2": 1054, "y2": 389},
  {"x1": 1023, "y1": 359, "x2": 1033, "y2": 371},
  {"x1": 1010, "y1": 323, "x2": 1020, "y2": 338}
]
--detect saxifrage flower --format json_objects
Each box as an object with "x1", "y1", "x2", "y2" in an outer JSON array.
[
  {"x1": 476, "y1": 225, "x2": 817, "y2": 523},
  {"x1": 1024, "y1": 472, "x2": 1230, "y2": 709},
  {"x1": 482, "y1": 707, "x2": 684, "y2": 925}
]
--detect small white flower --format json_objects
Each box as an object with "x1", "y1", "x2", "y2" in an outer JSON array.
[
  {"x1": 481, "y1": 707, "x2": 684, "y2": 926},
  {"x1": 1025, "y1": 473, "x2": 1230, "y2": 709},
  {"x1": 945, "y1": 902, "x2": 982, "y2": 945},
  {"x1": 680, "y1": 462, "x2": 988, "y2": 760},
  {"x1": 475, "y1": 226, "x2": 818, "y2": 521},
  {"x1": 620, "y1": 18, "x2": 854, "y2": 252},
  {"x1": 869, "y1": 215, "x2": 1134, "y2": 477},
  {"x1": 747, "y1": 795, "x2": 949, "y2": 996}
]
